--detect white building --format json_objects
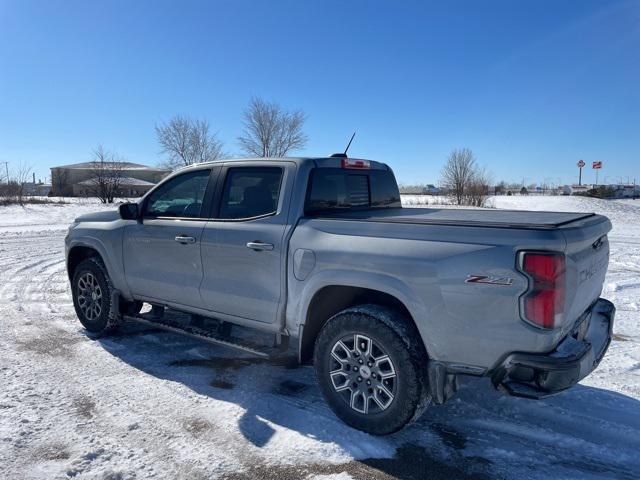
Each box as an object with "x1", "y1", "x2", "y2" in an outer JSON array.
[
  {"x1": 51, "y1": 161, "x2": 170, "y2": 197},
  {"x1": 612, "y1": 184, "x2": 639, "y2": 198},
  {"x1": 564, "y1": 184, "x2": 592, "y2": 195}
]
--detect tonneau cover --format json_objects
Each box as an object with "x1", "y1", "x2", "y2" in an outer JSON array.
[{"x1": 314, "y1": 207, "x2": 596, "y2": 230}]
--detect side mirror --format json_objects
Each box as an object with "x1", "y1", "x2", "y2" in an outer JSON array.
[{"x1": 119, "y1": 202, "x2": 140, "y2": 221}]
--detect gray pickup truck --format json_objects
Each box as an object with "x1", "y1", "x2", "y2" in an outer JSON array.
[{"x1": 65, "y1": 156, "x2": 615, "y2": 434}]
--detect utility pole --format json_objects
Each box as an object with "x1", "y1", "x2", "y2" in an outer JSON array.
[{"x1": 1, "y1": 162, "x2": 8, "y2": 184}]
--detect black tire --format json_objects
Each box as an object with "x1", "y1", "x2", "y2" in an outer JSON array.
[
  {"x1": 314, "y1": 304, "x2": 430, "y2": 435},
  {"x1": 71, "y1": 257, "x2": 121, "y2": 335}
]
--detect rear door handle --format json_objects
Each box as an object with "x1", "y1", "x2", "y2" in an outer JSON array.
[
  {"x1": 246, "y1": 241, "x2": 274, "y2": 251},
  {"x1": 175, "y1": 235, "x2": 196, "y2": 244}
]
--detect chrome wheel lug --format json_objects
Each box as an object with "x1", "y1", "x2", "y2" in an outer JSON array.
[
  {"x1": 353, "y1": 366, "x2": 358, "y2": 371},
  {"x1": 367, "y1": 362, "x2": 373, "y2": 367},
  {"x1": 366, "y1": 380, "x2": 371, "y2": 386},
  {"x1": 357, "y1": 376, "x2": 362, "y2": 382},
  {"x1": 358, "y1": 359, "x2": 363, "y2": 364}
]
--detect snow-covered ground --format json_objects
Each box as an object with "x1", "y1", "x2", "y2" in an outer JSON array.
[
  {"x1": 0, "y1": 196, "x2": 638, "y2": 479},
  {"x1": 0, "y1": 201, "x2": 116, "y2": 233}
]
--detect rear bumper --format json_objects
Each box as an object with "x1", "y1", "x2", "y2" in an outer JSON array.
[{"x1": 492, "y1": 298, "x2": 615, "y2": 399}]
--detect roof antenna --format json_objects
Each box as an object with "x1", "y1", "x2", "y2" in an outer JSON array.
[
  {"x1": 330, "y1": 132, "x2": 356, "y2": 158},
  {"x1": 344, "y1": 132, "x2": 356, "y2": 156}
]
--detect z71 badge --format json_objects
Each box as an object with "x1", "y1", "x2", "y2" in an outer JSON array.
[{"x1": 465, "y1": 275, "x2": 514, "y2": 286}]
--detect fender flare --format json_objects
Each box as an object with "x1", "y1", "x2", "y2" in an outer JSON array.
[
  {"x1": 67, "y1": 235, "x2": 132, "y2": 299},
  {"x1": 290, "y1": 269, "x2": 438, "y2": 362}
]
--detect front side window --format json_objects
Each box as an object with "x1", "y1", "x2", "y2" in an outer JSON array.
[
  {"x1": 144, "y1": 169, "x2": 211, "y2": 218},
  {"x1": 219, "y1": 167, "x2": 283, "y2": 219}
]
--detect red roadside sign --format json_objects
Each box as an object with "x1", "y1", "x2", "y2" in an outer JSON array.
[
  {"x1": 577, "y1": 160, "x2": 585, "y2": 167},
  {"x1": 593, "y1": 161, "x2": 602, "y2": 169}
]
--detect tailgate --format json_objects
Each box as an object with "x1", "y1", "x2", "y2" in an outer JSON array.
[{"x1": 560, "y1": 214, "x2": 612, "y2": 336}]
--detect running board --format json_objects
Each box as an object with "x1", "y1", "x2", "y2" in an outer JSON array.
[{"x1": 123, "y1": 314, "x2": 275, "y2": 358}]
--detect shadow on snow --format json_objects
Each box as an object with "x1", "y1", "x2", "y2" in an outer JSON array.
[{"x1": 97, "y1": 323, "x2": 640, "y2": 480}]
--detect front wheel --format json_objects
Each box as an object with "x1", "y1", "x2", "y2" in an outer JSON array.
[
  {"x1": 313, "y1": 305, "x2": 430, "y2": 435},
  {"x1": 72, "y1": 257, "x2": 120, "y2": 335}
]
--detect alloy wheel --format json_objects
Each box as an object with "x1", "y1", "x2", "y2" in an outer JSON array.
[
  {"x1": 77, "y1": 272, "x2": 103, "y2": 321},
  {"x1": 329, "y1": 333, "x2": 397, "y2": 414}
]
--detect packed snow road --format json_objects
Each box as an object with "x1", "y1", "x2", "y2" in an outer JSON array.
[{"x1": 1, "y1": 197, "x2": 639, "y2": 479}]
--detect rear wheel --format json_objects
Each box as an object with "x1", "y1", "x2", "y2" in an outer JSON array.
[
  {"x1": 314, "y1": 305, "x2": 430, "y2": 435},
  {"x1": 72, "y1": 257, "x2": 121, "y2": 335}
]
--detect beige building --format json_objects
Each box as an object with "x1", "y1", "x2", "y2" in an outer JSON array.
[{"x1": 50, "y1": 162, "x2": 170, "y2": 197}]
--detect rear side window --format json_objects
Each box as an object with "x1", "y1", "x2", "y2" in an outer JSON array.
[
  {"x1": 219, "y1": 167, "x2": 283, "y2": 219},
  {"x1": 305, "y1": 168, "x2": 401, "y2": 214},
  {"x1": 371, "y1": 171, "x2": 402, "y2": 207}
]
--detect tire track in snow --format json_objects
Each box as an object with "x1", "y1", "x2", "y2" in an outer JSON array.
[
  {"x1": 0, "y1": 227, "x2": 400, "y2": 479},
  {"x1": 0, "y1": 252, "x2": 66, "y2": 315}
]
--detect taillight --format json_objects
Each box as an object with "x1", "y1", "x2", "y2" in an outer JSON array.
[
  {"x1": 518, "y1": 252, "x2": 566, "y2": 329},
  {"x1": 341, "y1": 158, "x2": 370, "y2": 169}
]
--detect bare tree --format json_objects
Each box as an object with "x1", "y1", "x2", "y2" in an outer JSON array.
[
  {"x1": 464, "y1": 167, "x2": 491, "y2": 207},
  {"x1": 86, "y1": 145, "x2": 125, "y2": 204},
  {"x1": 0, "y1": 162, "x2": 32, "y2": 205},
  {"x1": 440, "y1": 148, "x2": 478, "y2": 205},
  {"x1": 0, "y1": 162, "x2": 8, "y2": 184},
  {"x1": 0, "y1": 181, "x2": 19, "y2": 205},
  {"x1": 238, "y1": 97, "x2": 308, "y2": 157},
  {"x1": 15, "y1": 163, "x2": 33, "y2": 205},
  {"x1": 156, "y1": 116, "x2": 224, "y2": 169}
]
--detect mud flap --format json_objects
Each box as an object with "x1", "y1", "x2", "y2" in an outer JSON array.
[
  {"x1": 109, "y1": 289, "x2": 123, "y2": 324},
  {"x1": 428, "y1": 361, "x2": 459, "y2": 405}
]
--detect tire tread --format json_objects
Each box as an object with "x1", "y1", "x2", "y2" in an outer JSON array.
[
  {"x1": 313, "y1": 304, "x2": 430, "y2": 435},
  {"x1": 72, "y1": 256, "x2": 122, "y2": 336}
]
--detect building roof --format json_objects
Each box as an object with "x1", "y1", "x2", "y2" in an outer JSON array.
[
  {"x1": 52, "y1": 161, "x2": 170, "y2": 172},
  {"x1": 77, "y1": 176, "x2": 156, "y2": 186}
]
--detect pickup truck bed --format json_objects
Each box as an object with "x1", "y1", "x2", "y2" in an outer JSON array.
[{"x1": 313, "y1": 207, "x2": 595, "y2": 230}]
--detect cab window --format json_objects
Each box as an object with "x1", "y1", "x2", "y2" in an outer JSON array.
[
  {"x1": 144, "y1": 169, "x2": 211, "y2": 218},
  {"x1": 219, "y1": 167, "x2": 283, "y2": 219},
  {"x1": 305, "y1": 168, "x2": 401, "y2": 214}
]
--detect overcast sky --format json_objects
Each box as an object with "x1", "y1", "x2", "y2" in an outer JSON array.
[{"x1": 1, "y1": 0, "x2": 638, "y2": 186}]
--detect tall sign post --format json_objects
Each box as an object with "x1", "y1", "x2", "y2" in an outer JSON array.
[
  {"x1": 592, "y1": 161, "x2": 602, "y2": 186},
  {"x1": 577, "y1": 160, "x2": 585, "y2": 185}
]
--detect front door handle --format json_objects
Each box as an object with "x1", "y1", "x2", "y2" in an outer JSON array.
[
  {"x1": 175, "y1": 235, "x2": 196, "y2": 244},
  {"x1": 246, "y1": 241, "x2": 274, "y2": 251}
]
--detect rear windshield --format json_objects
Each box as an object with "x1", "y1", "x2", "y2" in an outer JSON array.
[{"x1": 305, "y1": 168, "x2": 401, "y2": 215}]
